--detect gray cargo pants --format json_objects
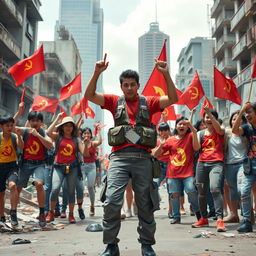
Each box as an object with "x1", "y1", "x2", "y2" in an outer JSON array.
[{"x1": 103, "y1": 151, "x2": 156, "y2": 245}]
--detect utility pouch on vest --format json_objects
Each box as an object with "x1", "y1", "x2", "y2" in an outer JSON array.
[
  {"x1": 108, "y1": 126, "x2": 126, "y2": 146},
  {"x1": 137, "y1": 126, "x2": 157, "y2": 148},
  {"x1": 151, "y1": 157, "x2": 161, "y2": 178}
]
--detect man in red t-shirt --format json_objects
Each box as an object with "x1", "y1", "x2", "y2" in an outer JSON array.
[{"x1": 84, "y1": 54, "x2": 178, "y2": 256}]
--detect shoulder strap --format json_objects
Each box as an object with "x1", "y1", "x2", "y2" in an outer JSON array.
[
  {"x1": 38, "y1": 128, "x2": 45, "y2": 137},
  {"x1": 55, "y1": 135, "x2": 63, "y2": 155},
  {"x1": 11, "y1": 133, "x2": 17, "y2": 152},
  {"x1": 23, "y1": 128, "x2": 30, "y2": 142},
  {"x1": 199, "y1": 130, "x2": 205, "y2": 145},
  {"x1": 139, "y1": 95, "x2": 148, "y2": 110},
  {"x1": 0, "y1": 132, "x2": 2, "y2": 145}
]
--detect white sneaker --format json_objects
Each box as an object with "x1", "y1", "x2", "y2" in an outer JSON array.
[{"x1": 126, "y1": 209, "x2": 132, "y2": 218}]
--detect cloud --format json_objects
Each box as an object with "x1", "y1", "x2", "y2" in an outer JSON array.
[{"x1": 103, "y1": 0, "x2": 212, "y2": 93}]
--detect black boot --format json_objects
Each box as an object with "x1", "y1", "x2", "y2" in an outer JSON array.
[
  {"x1": 78, "y1": 208, "x2": 85, "y2": 220},
  {"x1": 100, "y1": 244, "x2": 120, "y2": 256},
  {"x1": 170, "y1": 217, "x2": 181, "y2": 224},
  {"x1": 141, "y1": 244, "x2": 156, "y2": 256},
  {"x1": 10, "y1": 210, "x2": 18, "y2": 227},
  {"x1": 195, "y1": 211, "x2": 201, "y2": 221},
  {"x1": 237, "y1": 220, "x2": 253, "y2": 233}
]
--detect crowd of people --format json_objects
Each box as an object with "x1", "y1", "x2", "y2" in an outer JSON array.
[
  {"x1": 0, "y1": 108, "x2": 104, "y2": 227},
  {"x1": 1, "y1": 54, "x2": 256, "y2": 256}
]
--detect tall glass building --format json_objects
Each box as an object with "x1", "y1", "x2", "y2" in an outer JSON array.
[
  {"x1": 138, "y1": 22, "x2": 170, "y2": 93},
  {"x1": 57, "y1": 0, "x2": 104, "y2": 128}
]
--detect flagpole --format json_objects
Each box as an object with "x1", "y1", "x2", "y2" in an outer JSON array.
[{"x1": 247, "y1": 78, "x2": 253, "y2": 102}]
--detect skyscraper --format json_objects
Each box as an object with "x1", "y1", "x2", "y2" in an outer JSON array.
[
  {"x1": 138, "y1": 22, "x2": 170, "y2": 93},
  {"x1": 57, "y1": 0, "x2": 104, "y2": 128},
  {"x1": 176, "y1": 37, "x2": 215, "y2": 122}
]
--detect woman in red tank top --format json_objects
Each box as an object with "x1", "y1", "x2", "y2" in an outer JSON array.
[
  {"x1": 79, "y1": 124, "x2": 102, "y2": 216},
  {"x1": 45, "y1": 114, "x2": 85, "y2": 224}
]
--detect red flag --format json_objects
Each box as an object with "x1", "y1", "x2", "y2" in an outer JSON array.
[
  {"x1": 163, "y1": 105, "x2": 177, "y2": 121},
  {"x1": 179, "y1": 72, "x2": 205, "y2": 110},
  {"x1": 59, "y1": 73, "x2": 82, "y2": 101},
  {"x1": 175, "y1": 89, "x2": 184, "y2": 105},
  {"x1": 8, "y1": 45, "x2": 45, "y2": 86},
  {"x1": 59, "y1": 106, "x2": 68, "y2": 119},
  {"x1": 199, "y1": 97, "x2": 214, "y2": 117},
  {"x1": 71, "y1": 98, "x2": 84, "y2": 116},
  {"x1": 252, "y1": 56, "x2": 256, "y2": 78},
  {"x1": 31, "y1": 95, "x2": 58, "y2": 113},
  {"x1": 142, "y1": 40, "x2": 167, "y2": 97},
  {"x1": 214, "y1": 67, "x2": 241, "y2": 105},
  {"x1": 85, "y1": 105, "x2": 95, "y2": 119}
]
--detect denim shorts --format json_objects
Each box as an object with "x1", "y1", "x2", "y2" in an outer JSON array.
[{"x1": 18, "y1": 162, "x2": 45, "y2": 188}]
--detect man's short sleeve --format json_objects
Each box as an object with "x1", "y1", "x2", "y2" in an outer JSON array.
[
  {"x1": 146, "y1": 96, "x2": 161, "y2": 114},
  {"x1": 101, "y1": 94, "x2": 119, "y2": 115}
]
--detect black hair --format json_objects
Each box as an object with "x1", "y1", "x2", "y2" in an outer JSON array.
[
  {"x1": 194, "y1": 119, "x2": 204, "y2": 131},
  {"x1": 229, "y1": 110, "x2": 247, "y2": 128},
  {"x1": 203, "y1": 109, "x2": 218, "y2": 120},
  {"x1": 0, "y1": 116, "x2": 14, "y2": 125},
  {"x1": 173, "y1": 116, "x2": 191, "y2": 135},
  {"x1": 82, "y1": 127, "x2": 93, "y2": 139},
  {"x1": 28, "y1": 111, "x2": 44, "y2": 122},
  {"x1": 218, "y1": 118, "x2": 223, "y2": 125},
  {"x1": 119, "y1": 69, "x2": 139, "y2": 84},
  {"x1": 57, "y1": 122, "x2": 78, "y2": 137},
  {"x1": 158, "y1": 122, "x2": 170, "y2": 131}
]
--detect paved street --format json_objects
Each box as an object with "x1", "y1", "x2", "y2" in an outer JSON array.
[{"x1": 1, "y1": 186, "x2": 256, "y2": 256}]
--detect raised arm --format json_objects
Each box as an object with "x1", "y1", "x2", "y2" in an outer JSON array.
[
  {"x1": 204, "y1": 106, "x2": 225, "y2": 135},
  {"x1": 46, "y1": 112, "x2": 63, "y2": 141},
  {"x1": 92, "y1": 125, "x2": 103, "y2": 147},
  {"x1": 155, "y1": 60, "x2": 178, "y2": 109},
  {"x1": 13, "y1": 102, "x2": 25, "y2": 125},
  {"x1": 84, "y1": 53, "x2": 109, "y2": 107},
  {"x1": 30, "y1": 128, "x2": 53, "y2": 149},
  {"x1": 232, "y1": 102, "x2": 250, "y2": 136},
  {"x1": 186, "y1": 120, "x2": 200, "y2": 151}
]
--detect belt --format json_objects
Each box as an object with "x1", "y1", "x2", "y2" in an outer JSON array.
[
  {"x1": 23, "y1": 159, "x2": 45, "y2": 165},
  {"x1": 54, "y1": 160, "x2": 79, "y2": 168},
  {"x1": 109, "y1": 152, "x2": 151, "y2": 160}
]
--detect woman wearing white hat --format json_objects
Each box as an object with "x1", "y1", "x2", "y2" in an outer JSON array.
[{"x1": 45, "y1": 113, "x2": 85, "y2": 223}]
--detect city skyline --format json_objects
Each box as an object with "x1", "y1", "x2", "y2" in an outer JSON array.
[{"x1": 38, "y1": 0, "x2": 212, "y2": 95}]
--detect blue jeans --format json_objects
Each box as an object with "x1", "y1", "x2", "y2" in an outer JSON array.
[
  {"x1": 79, "y1": 162, "x2": 97, "y2": 204},
  {"x1": 225, "y1": 163, "x2": 244, "y2": 201},
  {"x1": 167, "y1": 176, "x2": 199, "y2": 218},
  {"x1": 50, "y1": 165, "x2": 78, "y2": 203},
  {"x1": 154, "y1": 161, "x2": 167, "y2": 187},
  {"x1": 241, "y1": 158, "x2": 256, "y2": 221}
]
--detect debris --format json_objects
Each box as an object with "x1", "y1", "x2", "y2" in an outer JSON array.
[
  {"x1": 85, "y1": 223, "x2": 103, "y2": 232},
  {"x1": 12, "y1": 238, "x2": 31, "y2": 245},
  {"x1": 222, "y1": 233, "x2": 235, "y2": 238}
]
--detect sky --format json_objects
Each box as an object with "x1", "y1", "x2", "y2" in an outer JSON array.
[
  {"x1": 38, "y1": 0, "x2": 213, "y2": 94},
  {"x1": 38, "y1": 0, "x2": 213, "y2": 150}
]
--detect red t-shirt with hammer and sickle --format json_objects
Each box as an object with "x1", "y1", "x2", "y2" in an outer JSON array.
[
  {"x1": 56, "y1": 137, "x2": 76, "y2": 164},
  {"x1": 23, "y1": 134, "x2": 45, "y2": 160}
]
